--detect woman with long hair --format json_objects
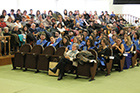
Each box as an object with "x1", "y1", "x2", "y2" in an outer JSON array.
[
  {"x1": 123, "y1": 36, "x2": 134, "y2": 69},
  {"x1": 97, "y1": 38, "x2": 111, "y2": 70},
  {"x1": 112, "y1": 36, "x2": 124, "y2": 71},
  {"x1": 59, "y1": 36, "x2": 70, "y2": 47},
  {"x1": 83, "y1": 38, "x2": 97, "y2": 51}
]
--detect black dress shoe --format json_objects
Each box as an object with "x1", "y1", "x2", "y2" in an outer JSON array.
[
  {"x1": 49, "y1": 67, "x2": 57, "y2": 73},
  {"x1": 58, "y1": 74, "x2": 63, "y2": 80}
]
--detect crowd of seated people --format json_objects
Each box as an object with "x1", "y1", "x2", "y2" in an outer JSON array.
[{"x1": 0, "y1": 9, "x2": 140, "y2": 80}]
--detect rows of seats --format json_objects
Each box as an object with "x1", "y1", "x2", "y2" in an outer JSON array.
[{"x1": 12, "y1": 43, "x2": 137, "y2": 81}]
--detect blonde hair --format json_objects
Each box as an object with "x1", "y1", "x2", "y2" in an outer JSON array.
[{"x1": 125, "y1": 36, "x2": 132, "y2": 46}]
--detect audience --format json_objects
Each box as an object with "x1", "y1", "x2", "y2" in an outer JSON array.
[{"x1": 0, "y1": 9, "x2": 140, "y2": 80}]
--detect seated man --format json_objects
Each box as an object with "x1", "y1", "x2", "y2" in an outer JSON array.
[
  {"x1": 36, "y1": 33, "x2": 48, "y2": 47},
  {"x1": 49, "y1": 43, "x2": 79, "y2": 80},
  {"x1": 36, "y1": 22, "x2": 46, "y2": 33},
  {"x1": 54, "y1": 31, "x2": 62, "y2": 44},
  {"x1": 46, "y1": 36, "x2": 60, "y2": 49}
]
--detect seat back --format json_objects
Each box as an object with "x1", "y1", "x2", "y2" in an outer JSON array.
[
  {"x1": 31, "y1": 45, "x2": 44, "y2": 54},
  {"x1": 20, "y1": 44, "x2": 32, "y2": 53},
  {"x1": 110, "y1": 48, "x2": 113, "y2": 56},
  {"x1": 88, "y1": 49, "x2": 98, "y2": 60},
  {"x1": 43, "y1": 46, "x2": 56, "y2": 55},
  {"x1": 133, "y1": 44, "x2": 136, "y2": 51},
  {"x1": 55, "y1": 46, "x2": 66, "y2": 56}
]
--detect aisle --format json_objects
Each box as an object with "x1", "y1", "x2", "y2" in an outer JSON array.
[{"x1": 0, "y1": 65, "x2": 140, "y2": 93}]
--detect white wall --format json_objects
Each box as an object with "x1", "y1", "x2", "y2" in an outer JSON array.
[
  {"x1": 108, "y1": 0, "x2": 140, "y2": 18},
  {"x1": 0, "y1": 0, "x2": 139, "y2": 18}
]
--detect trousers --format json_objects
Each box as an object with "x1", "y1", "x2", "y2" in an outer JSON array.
[{"x1": 56, "y1": 58, "x2": 72, "y2": 73}]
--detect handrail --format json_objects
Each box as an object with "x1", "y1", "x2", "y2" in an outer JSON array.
[
  {"x1": 0, "y1": 36, "x2": 11, "y2": 56},
  {"x1": 116, "y1": 14, "x2": 140, "y2": 24}
]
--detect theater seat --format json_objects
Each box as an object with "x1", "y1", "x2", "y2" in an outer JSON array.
[
  {"x1": 24, "y1": 45, "x2": 43, "y2": 71},
  {"x1": 76, "y1": 49, "x2": 98, "y2": 81},
  {"x1": 36, "y1": 46, "x2": 56, "y2": 72},
  {"x1": 12, "y1": 44, "x2": 32, "y2": 69},
  {"x1": 50, "y1": 46, "x2": 66, "y2": 62},
  {"x1": 106, "y1": 48, "x2": 114, "y2": 75}
]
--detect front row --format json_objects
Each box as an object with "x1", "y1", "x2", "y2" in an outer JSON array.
[{"x1": 12, "y1": 38, "x2": 138, "y2": 81}]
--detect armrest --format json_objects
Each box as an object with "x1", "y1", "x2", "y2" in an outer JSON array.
[
  {"x1": 130, "y1": 51, "x2": 136, "y2": 54},
  {"x1": 123, "y1": 53, "x2": 128, "y2": 57},
  {"x1": 109, "y1": 56, "x2": 114, "y2": 59},
  {"x1": 39, "y1": 54, "x2": 51, "y2": 58},
  {"x1": 51, "y1": 55, "x2": 62, "y2": 59}
]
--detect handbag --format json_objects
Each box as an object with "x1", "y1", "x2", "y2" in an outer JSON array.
[{"x1": 48, "y1": 62, "x2": 59, "y2": 76}]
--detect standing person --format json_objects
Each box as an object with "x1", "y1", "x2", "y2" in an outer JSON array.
[
  {"x1": 135, "y1": 36, "x2": 140, "y2": 66},
  {"x1": 49, "y1": 43, "x2": 79, "y2": 80},
  {"x1": 112, "y1": 36, "x2": 124, "y2": 71},
  {"x1": 123, "y1": 36, "x2": 134, "y2": 69},
  {"x1": 97, "y1": 38, "x2": 111, "y2": 70}
]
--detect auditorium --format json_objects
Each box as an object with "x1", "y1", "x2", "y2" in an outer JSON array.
[{"x1": 0, "y1": 0, "x2": 140, "y2": 93}]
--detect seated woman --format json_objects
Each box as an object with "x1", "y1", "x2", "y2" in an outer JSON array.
[
  {"x1": 49, "y1": 43, "x2": 79, "y2": 80},
  {"x1": 123, "y1": 36, "x2": 134, "y2": 69},
  {"x1": 134, "y1": 36, "x2": 140, "y2": 66},
  {"x1": 83, "y1": 38, "x2": 97, "y2": 51},
  {"x1": 6, "y1": 17, "x2": 15, "y2": 31},
  {"x1": 36, "y1": 33, "x2": 48, "y2": 47},
  {"x1": 74, "y1": 23, "x2": 82, "y2": 30},
  {"x1": 97, "y1": 38, "x2": 111, "y2": 70},
  {"x1": 112, "y1": 36, "x2": 124, "y2": 71},
  {"x1": 132, "y1": 32, "x2": 139, "y2": 43},
  {"x1": 22, "y1": 26, "x2": 29, "y2": 35},
  {"x1": 59, "y1": 36, "x2": 70, "y2": 47},
  {"x1": 14, "y1": 18, "x2": 23, "y2": 28},
  {"x1": 57, "y1": 23, "x2": 65, "y2": 33},
  {"x1": 68, "y1": 37, "x2": 80, "y2": 50},
  {"x1": 77, "y1": 34, "x2": 86, "y2": 48},
  {"x1": 11, "y1": 25, "x2": 22, "y2": 35},
  {"x1": 28, "y1": 23, "x2": 37, "y2": 34},
  {"x1": 109, "y1": 34, "x2": 116, "y2": 46}
]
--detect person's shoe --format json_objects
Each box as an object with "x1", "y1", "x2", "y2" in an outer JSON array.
[
  {"x1": 49, "y1": 67, "x2": 57, "y2": 73},
  {"x1": 58, "y1": 74, "x2": 63, "y2": 80}
]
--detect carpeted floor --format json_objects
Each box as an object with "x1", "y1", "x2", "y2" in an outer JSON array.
[{"x1": 0, "y1": 65, "x2": 140, "y2": 93}]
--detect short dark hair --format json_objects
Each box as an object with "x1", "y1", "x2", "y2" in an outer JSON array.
[
  {"x1": 11, "y1": 9, "x2": 14, "y2": 12},
  {"x1": 0, "y1": 15, "x2": 5, "y2": 18}
]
